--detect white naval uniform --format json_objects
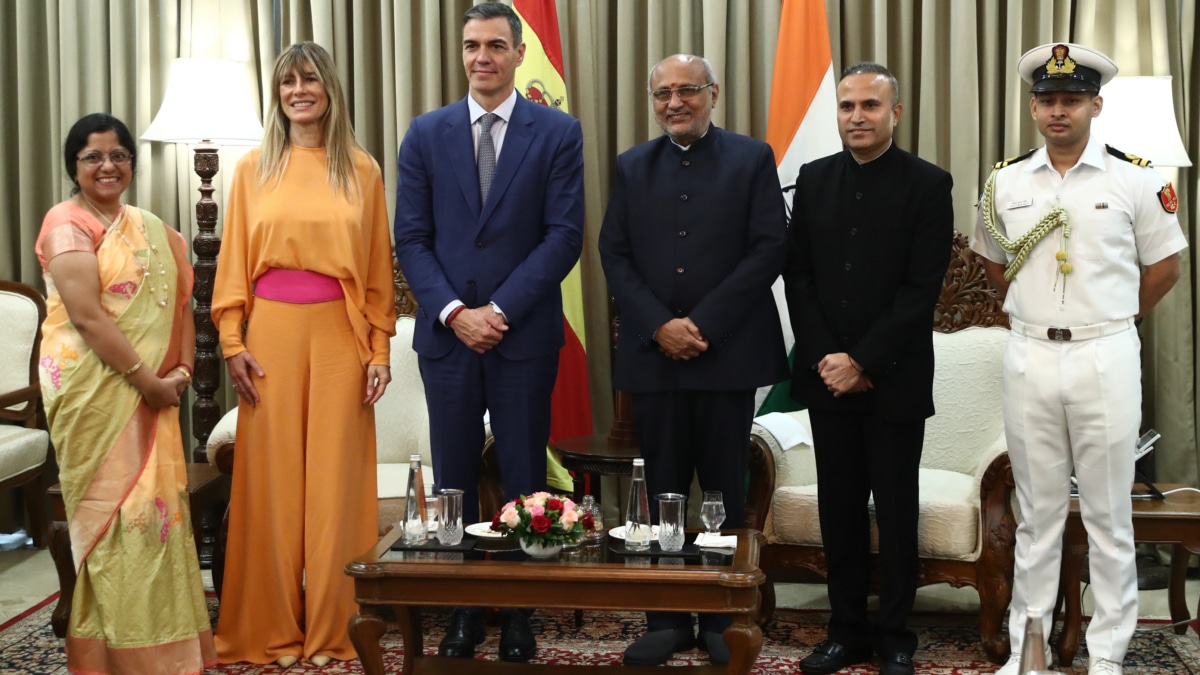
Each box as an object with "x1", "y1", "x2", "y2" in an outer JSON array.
[{"x1": 971, "y1": 136, "x2": 1187, "y2": 663}]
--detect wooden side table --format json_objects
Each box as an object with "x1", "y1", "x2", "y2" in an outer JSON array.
[
  {"x1": 555, "y1": 389, "x2": 640, "y2": 503},
  {"x1": 46, "y1": 462, "x2": 230, "y2": 638},
  {"x1": 1055, "y1": 483, "x2": 1200, "y2": 665}
]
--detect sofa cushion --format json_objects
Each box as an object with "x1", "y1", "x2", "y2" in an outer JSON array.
[
  {"x1": 377, "y1": 460, "x2": 435, "y2": 500},
  {"x1": 922, "y1": 327, "x2": 1007, "y2": 475},
  {"x1": 0, "y1": 426, "x2": 49, "y2": 481},
  {"x1": 770, "y1": 467, "x2": 979, "y2": 561},
  {"x1": 376, "y1": 316, "x2": 432, "y2": 467}
]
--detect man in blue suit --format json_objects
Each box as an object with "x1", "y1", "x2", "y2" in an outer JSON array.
[{"x1": 393, "y1": 1, "x2": 584, "y2": 663}]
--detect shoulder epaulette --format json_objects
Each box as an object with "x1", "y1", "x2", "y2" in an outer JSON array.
[
  {"x1": 1106, "y1": 145, "x2": 1152, "y2": 167},
  {"x1": 992, "y1": 149, "x2": 1035, "y2": 169}
]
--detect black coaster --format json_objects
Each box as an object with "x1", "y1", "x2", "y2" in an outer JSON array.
[{"x1": 389, "y1": 536, "x2": 478, "y2": 553}]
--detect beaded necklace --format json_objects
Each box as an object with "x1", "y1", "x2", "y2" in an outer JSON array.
[{"x1": 80, "y1": 195, "x2": 171, "y2": 309}]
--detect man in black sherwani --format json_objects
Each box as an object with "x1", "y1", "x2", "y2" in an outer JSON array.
[
  {"x1": 599, "y1": 53, "x2": 789, "y2": 667},
  {"x1": 784, "y1": 62, "x2": 953, "y2": 675}
]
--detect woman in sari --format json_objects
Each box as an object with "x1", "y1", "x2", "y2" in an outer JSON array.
[
  {"x1": 36, "y1": 113, "x2": 215, "y2": 675},
  {"x1": 212, "y1": 42, "x2": 394, "y2": 668}
]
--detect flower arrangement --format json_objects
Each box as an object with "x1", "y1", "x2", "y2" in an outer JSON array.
[{"x1": 491, "y1": 492, "x2": 584, "y2": 547}]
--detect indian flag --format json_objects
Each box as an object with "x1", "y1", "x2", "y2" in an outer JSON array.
[
  {"x1": 513, "y1": 0, "x2": 591, "y2": 490},
  {"x1": 757, "y1": 0, "x2": 843, "y2": 415}
]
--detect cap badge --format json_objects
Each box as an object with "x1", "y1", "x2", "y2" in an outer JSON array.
[{"x1": 1045, "y1": 44, "x2": 1078, "y2": 76}]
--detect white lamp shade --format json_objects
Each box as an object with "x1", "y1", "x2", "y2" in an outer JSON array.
[
  {"x1": 1092, "y1": 76, "x2": 1191, "y2": 168},
  {"x1": 142, "y1": 59, "x2": 264, "y2": 145}
]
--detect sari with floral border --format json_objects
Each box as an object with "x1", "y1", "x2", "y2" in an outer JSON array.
[{"x1": 38, "y1": 203, "x2": 216, "y2": 675}]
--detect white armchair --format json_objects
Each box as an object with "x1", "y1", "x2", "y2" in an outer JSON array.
[
  {"x1": 0, "y1": 280, "x2": 51, "y2": 549},
  {"x1": 753, "y1": 234, "x2": 1016, "y2": 664}
]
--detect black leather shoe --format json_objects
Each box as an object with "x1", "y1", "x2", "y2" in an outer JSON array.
[
  {"x1": 498, "y1": 611, "x2": 536, "y2": 662},
  {"x1": 799, "y1": 640, "x2": 873, "y2": 675},
  {"x1": 697, "y1": 630, "x2": 730, "y2": 665},
  {"x1": 623, "y1": 627, "x2": 696, "y2": 666},
  {"x1": 437, "y1": 610, "x2": 484, "y2": 658},
  {"x1": 878, "y1": 652, "x2": 915, "y2": 675}
]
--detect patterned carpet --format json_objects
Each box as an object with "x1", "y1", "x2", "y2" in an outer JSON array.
[{"x1": 3, "y1": 593, "x2": 1200, "y2": 674}]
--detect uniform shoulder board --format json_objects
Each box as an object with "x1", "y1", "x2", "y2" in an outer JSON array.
[
  {"x1": 1106, "y1": 144, "x2": 1152, "y2": 167},
  {"x1": 992, "y1": 149, "x2": 1035, "y2": 169}
]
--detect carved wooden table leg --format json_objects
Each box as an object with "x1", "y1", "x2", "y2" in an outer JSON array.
[
  {"x1": 48, "y1": 519, "x2": 73, "y2": 639},
  {"x1": 723, "y1": 613, "x2": 763, "y2": 675},
  {"x1": 757, "y1": 579, "x2": 775, "y2": 629},
  {"x1": 396, "y1": 605, "x2": 423, "y2": 675},
  {"x1": 348, "y1": 607, "x2": 389, "y2": 675},
  {"x1": 1169, "y1": 543, "x2": 1190, "y2": 635}
]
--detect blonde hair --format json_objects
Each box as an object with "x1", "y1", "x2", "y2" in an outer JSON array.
[{"x1": 258, "y1": 41, "x2": 361, "y2": 198}]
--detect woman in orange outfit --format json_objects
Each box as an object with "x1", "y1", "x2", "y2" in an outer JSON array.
[{"x1": 211, "y1": 42, "x2": 395, "y2": 668}]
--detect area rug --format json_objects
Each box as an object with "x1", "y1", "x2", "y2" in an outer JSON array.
[{"x1": 3, "y1": 594, "x2": 1199, "y2": 673}]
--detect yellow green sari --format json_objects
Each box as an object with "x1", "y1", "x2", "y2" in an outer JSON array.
[{"x1": 38, "y1": 205, "x2": 216, "y2": 675}]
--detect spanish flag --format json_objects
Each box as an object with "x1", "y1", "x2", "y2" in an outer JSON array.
[
  {"x1": 513, "y1": 0, "x2": 592, "y2": 488},
  {"x1": 758, "y1": 0, "x2": 842, "y2": 415}
]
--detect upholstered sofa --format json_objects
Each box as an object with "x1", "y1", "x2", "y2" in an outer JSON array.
[{"x1": 751, "y1": 233, "x2": 1016, "y2": 664}]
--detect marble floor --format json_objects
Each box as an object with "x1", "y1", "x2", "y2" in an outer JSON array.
[{"x1": 2, "y1": 544, "x2": 1197, "y2": 628}]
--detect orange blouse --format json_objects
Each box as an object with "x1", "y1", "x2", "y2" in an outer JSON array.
[{"x1": 211, "y1": 146, "x2": 396, "y2": 366}]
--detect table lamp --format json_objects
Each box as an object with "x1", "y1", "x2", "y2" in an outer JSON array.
[
  {"x1": 1092, "y1": 76, "x2": 1192, "y2": 171},
  {"x1": 142, "y1": 58, "x2": 264, "y2": 462}
]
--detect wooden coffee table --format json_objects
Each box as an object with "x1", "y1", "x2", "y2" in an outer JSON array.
[
  {"x1": 1055, "y1": 484, "x2": 1200, "y2": 665},
  {"x1": 345, "y1": 528, "x2": 765, "y2": 674}
]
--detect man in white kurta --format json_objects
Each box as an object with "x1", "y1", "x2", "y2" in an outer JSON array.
[{"x1": 971, "y1": 42, "x2": 1187, "y2": 675}]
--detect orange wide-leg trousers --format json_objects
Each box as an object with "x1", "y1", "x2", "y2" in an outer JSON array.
[{"x1": 215, "y1": 298, "x2": 378, "y2": 664}]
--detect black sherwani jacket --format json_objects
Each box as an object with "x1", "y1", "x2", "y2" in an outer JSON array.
[
  {"x1": 599, "y1": 125, "x2": 789, "y2": 392},
  {"x1": 784, "y1": 143, "x2": 953, "y2": 420}
]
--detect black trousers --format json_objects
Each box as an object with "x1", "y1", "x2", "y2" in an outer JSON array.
[
  {"x1": 808, "y1": 408, "x2": 924, "y2": 656},
  {"x1": 633, "y1": 389, "x2": 755, "y2": 634}
]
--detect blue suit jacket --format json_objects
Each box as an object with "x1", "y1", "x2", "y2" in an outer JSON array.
[{"x1": 394, "y1": 94, "x2": 585, "y2": 360}]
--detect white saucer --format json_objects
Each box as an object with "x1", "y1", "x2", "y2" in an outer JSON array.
[
  {"x1": 608, "y1": 525, "x2": 659, "y2": 540},
  {"x1": 464, "y1": 521, "x2": 505, "y2": 538}
]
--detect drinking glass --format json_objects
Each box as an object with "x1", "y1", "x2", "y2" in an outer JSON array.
[
  {"x1": 437, "y1": 489, "x2": 464, "y2": 546},
  {"x1": 656, "y1": 493, "x2": 687, "y2": 551},
  {"x1": 701, "y1": 491, "x2": 726, "y2": 534}
]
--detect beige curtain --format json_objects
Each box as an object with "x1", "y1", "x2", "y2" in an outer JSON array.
[{"x1": 1, "y1": 0, "x2": 1196, "y2": 481}]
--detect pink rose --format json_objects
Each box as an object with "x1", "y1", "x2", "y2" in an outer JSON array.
[
  {"x1": 560, "y1": 509, "x2": 578, "y2": 527},
  {"x1": 563, "y1": 499, "x2": 576, "y2": 513},
  {"x1": 529, "y1": 504, "x2": 545, "y2": 518},
  {"x1": 526, "y1": 492, "x2": 550, "y2": 507},
  {"x1": 501, "y1": 506, "x2": 520, "y2": 528}
]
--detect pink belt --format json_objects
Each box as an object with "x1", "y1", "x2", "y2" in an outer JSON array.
[{"x1": 254, "y1": 268, "x2": 344, "y2": 303}]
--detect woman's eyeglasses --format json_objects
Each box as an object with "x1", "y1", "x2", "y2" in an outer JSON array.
[{"x1": 77, "y1": 152, "x2": 133, "y2": 168}]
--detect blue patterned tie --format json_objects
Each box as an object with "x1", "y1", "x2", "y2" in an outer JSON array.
[{"x1": 478, "y1": 113, "x2": 498, "y2": 206}]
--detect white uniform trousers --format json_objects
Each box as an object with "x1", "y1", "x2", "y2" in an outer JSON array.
[{"x1": 1003, "y1": 326, "x2": 1140, "y2": 663}]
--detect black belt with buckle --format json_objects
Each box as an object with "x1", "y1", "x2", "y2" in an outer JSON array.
[{"x1": 1048, "y1": 327, "x2": 1073, "y2": 341}]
